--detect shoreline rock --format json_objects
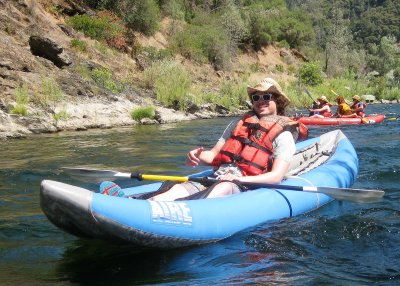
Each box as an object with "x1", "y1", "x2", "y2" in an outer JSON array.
[{"x1": 0, "y1": 97, "x2": 243, "y2": 140}]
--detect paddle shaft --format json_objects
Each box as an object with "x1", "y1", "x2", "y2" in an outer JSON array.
[
  {"x1": 61, "y1": 168, "x2": 385, "y2": 203},
  {"x1": 304, "y1": 89, "x2": 315, "y2": 102},
  {"x1": 134, "y1": 173, "x2": 309, "y2": 191},
  {"x1": 132, "y1": 173, "x2": 384, "y2": 202},
  {"x1": 135, "y1": 172, "x2": 306, "y2": 190},
  {"x1": 331, "y1": 89, "x2": 339, "y2": 96}
]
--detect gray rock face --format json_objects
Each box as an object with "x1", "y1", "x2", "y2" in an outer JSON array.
[{"x1": 29, "y1": 36, "x2": 72, "y2": 68}]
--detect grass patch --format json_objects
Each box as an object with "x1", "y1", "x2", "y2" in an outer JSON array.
[
  {"x1": 32, "y1": 77, "x2": 64, "y2": 112},
  {"x1": 143, "y1": 59, "x2": 191, "y2": 110},
  {"x1": 75, "y1": 64, "x2": 92, "y2": 80},
  {"x1": 70, "y1": 38, "x2": 88, "y2": 52},
  {"x1": 131, "y1": 106, "x2": 156, "y2": 121},
  {"x1": 11, "y1": 85, "x2": 30, "y2": 115},
  {"x1": 218, "y1": 78, "x2": 248, "y2": 111},
  {"x1": 53, "y1": 109, "x2": 69, "y2": 127},
  {"x1": 11, "y1": 104, "x2": 28, "y2": 116}
]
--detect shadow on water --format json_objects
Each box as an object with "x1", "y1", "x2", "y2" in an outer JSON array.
[{"x1": 55, "y1": 239, "x2": 194, "y2": 285}]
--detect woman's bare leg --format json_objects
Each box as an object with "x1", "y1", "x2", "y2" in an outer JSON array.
[
  {"x1": 150, "y1": 184, "x2": 191, "y2": 201},
  {"x1": 206, "y1": 182, "x2": 241, "y2": 198}
]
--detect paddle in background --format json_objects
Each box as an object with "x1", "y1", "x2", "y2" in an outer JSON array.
[
  {"x1": 304, "y1": 89, "x2": 319, "y2": 116},
  {"x1": 61, "y1": 167, "x2": 385, "y2": 203},
  {"x1": 387, "y1": 115, "x2": 399, "y2": 121}
]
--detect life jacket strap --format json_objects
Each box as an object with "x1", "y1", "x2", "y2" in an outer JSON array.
[
  {"x1": 219, "y1": 150, "x2": 265, "y2": 171},
  {"x1": 244, "y1": 122, "x2": 269, "y2": 133},
  {"x1": 231, "y1": 135, "x2": 273, "y2": 154}
]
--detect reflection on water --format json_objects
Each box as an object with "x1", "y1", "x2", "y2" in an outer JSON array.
[{"x1": 0, "y1": 105, "x2": 399, "y2": 285}]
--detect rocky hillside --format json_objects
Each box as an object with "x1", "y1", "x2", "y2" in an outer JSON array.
[{"x1": 0, "y1": 0, "x2": 304, "y2": 139}]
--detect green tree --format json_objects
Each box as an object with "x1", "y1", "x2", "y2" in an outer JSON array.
[
  {"x1": 322, "y1": 8, "x2": 353, "y2": 76},
  {"x1": 368, "y1": 36, "x2": 400, "y2": 75},
  {"x1": 276, "y1": 11, "x2": 314, "y2": 48},
  {"x1": 219, "y1": 3, "x2": 249, "y2": 56}
]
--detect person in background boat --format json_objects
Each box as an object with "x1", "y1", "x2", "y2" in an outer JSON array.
[
  {"x1": 307, "y1": 96, "x2": 332, "y2": 118},
  {"x1": 351, "y1": 95, "x2": 367, "y2": 117},
  {"x1": 307, "y1": 100, "x2": 320, "y2": 116},
  {"x1": 332, "y1": 96, "x2": 357, "y2": 118},
  {"x1": 149, "y1": 77, "x2": 309, "y2": 201}
]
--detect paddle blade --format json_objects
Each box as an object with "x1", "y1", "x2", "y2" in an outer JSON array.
[
  {"x1": 61, "y1": 167, "x2": 131, "y2": 183},
  {"x1": 314, "y1": 186, "x2": 385, "y2": 203}
]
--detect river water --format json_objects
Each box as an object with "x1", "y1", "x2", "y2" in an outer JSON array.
[{"x1": 0, "y1": 104, "x2": 399, "y2": 285}]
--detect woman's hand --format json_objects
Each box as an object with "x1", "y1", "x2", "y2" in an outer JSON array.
[{"x1": 186, "y1": 147, "x2": 204, "y2": 167}]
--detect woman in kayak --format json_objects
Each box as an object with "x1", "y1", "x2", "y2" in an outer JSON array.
[
  {"x1": 149, "y1": 78, "x2": 308, "y2": 201},
  {"x1": 351, "y1": 95, "x2": 367, "y2": 117},
  {"x1": 307, "y1": 96, "x2": 332, "y2": 118}
]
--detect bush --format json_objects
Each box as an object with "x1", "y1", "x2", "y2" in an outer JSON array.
[
  {"x1": 171, "y1": 23, "x2": 231, "y2": 69},
  {"x1": 67, "y1": 11, "x2": 125, "y2": 43},
  {"x1": 118, "y1": 0, "x2": 160, "y2": 36},
  {"x1": 92, "y1": 67, "x2": 123, "y2": 93},
  {"x1": 142, "y1": 46, "x2": 173, "y2": 62},
  {"x1": 298, "y1": 62, "x2": 323, "y2": 86},
  {"x1": 131, "y1": 106, "x2": 156, "y2": 121}
]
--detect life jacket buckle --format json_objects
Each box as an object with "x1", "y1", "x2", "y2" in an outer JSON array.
[
  {"x1": 232, "y1": 154, "x2": 241, "y2": 162},
  {"x1": 243, "y1": 138, "x2": 252, "y2": 145},
  {"x1": 248, "y1": 123, "x2": 260, "y2": 129}
]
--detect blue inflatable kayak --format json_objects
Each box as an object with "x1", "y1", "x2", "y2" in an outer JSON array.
[{"x1": 40, "y1": 130, "x2": 358, "y2": 248}]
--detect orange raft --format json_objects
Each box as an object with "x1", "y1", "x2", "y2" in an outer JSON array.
[{"x1": 295, "y1": 114, "x2": 385, "y2": 126}]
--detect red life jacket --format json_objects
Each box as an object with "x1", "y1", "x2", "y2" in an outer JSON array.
[
  {"x1": 211, "y1": 112, "x2": 308, "y2": 176},
  {"x1": 318, "y1": 103, "x2": 332, "y2": 117}
]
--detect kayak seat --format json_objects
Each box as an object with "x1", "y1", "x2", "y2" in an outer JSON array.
[
  {"x1": 176, "y1": 180, "x2": 246, "y2": 201},
  {"x1": 128, "y1": 181, "x2": 180, "y2": 199}
]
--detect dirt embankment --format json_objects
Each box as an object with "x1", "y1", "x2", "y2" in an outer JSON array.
[{"x1": 0, "y1": 0, "x2": 304, "y2": 139}]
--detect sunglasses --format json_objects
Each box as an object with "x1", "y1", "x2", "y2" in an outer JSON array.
[{"x1": 251, "y1": 93, "x2": 274, "y2": 102}]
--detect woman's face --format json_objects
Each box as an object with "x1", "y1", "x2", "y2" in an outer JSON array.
[{"x1": 250, "y1": 92, "x2": 278, "y2": 117}]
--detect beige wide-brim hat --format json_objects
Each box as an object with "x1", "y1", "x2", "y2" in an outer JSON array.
[
  {"x1": 247, "y1": 78, "x2": 290, "y2": 107},
  {"x1": 318, "y1": 95, "x2": 328, "y2": 102},
  {"x1": 352, "y1": 95, "x2": 361, "y2": 101}
]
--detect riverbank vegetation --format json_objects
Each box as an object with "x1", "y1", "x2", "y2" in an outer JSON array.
[
  {"x1": 4, "y1": 0, "x2": 400, "y2": 128},
  {"x1": 62, "y1": 0, "x2": 399, "y2": 112}
]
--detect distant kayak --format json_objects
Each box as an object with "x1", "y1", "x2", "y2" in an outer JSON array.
[
  {"x1": 295, "y1": 114, "x2": 385, "y2": 125},
  {"x1": 40, "y1": 130, "x2": 359, "y2": 248}
]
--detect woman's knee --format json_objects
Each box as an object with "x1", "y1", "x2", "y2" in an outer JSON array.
[{"x1": 208, "y1": 182, "x2": 239, "y2": 198}]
